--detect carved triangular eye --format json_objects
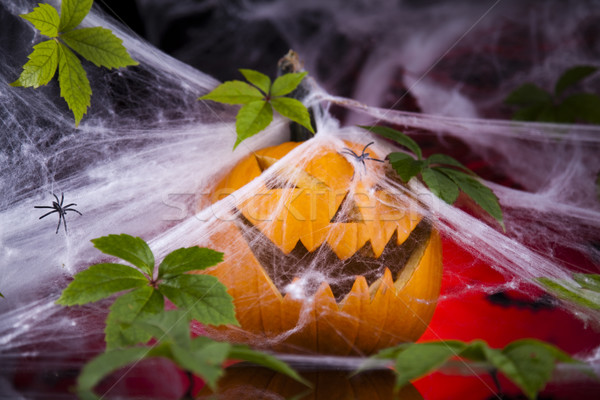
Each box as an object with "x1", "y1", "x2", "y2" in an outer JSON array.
[
  {"x1": 330, "y1": 192, "x2": 364, "y2": 223},
  {"x1": 256, "y1": 154, "x2": 278, "y2": 172},
  {"x1": 255, "y1": 154, "x2": 296, "y2": 189},
  {"x1": 255, "y1": 154, "x2": 328, "y2": 190}
]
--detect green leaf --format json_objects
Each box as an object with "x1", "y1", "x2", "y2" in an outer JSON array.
[
  {"x1": 57, "y1": 43, "x2": 91, "y2": 126},
  {"x1": 573, "y1": 273, "x2": 600, "y2": 292},
  {"x1": 537, "y1": 277, "x2": 600, "y2": 310},
  {"x1": 105, "y1": 286, "x2": 164, "y2": 349},
  {"x1": 461, "y1": 341, "x2": 521, "y2": 376},
  {"x1": 0, "y1": 292, "x2": 4, "y2": 298},
  {"x1": 505, "y1": 83, "x2": 552, "y2": 107},
  {"x1": 10, "y1": 40, "x2": 59, "y2": 88},
  {"x1": 91, "y1": 234, "x2": 155, "y2": 278},
  {"x1": 158, "y1": 247, "x2": 223, "y2": 280},
  {"x1": 362, "y1": 339, "x2": 584, "y2": 400},
  {"x1": 20, "y1": 3, "x2": 60, "y2": 37},
  {"x1": 199, "y1": 81, "x2": 264, "y2": 105},
  {"x1": 354, "y1": 344, "x2": 410, "y2": 374},
  {"x1": 422, "y1": 167, "x2": 460, "y2": 204},
  {"x1": 561, "y1": 93, "x2": 600, "y2": 124},
  {"x1": 387, "y1": 152, "x2": 423, "y2": 183},
  {"x1": 511, "y1": 103, "x2": 548, "y2": 122},
  {"x1": 60, "y1": 27, "x2": 138, "y2": 69},
  {"x1": 460, "y1": 340, "x2": 548, "y2": 399},
  {"x1": 59, "y1": 0, "x2": 93, "y2": 32},
  {"x1": 271, "y1": 97, "x2": 315, "y2": 134},
  {"x1": 198, "y1": 71, "x2": 314, "y2": 149},
  {"x1": 174, "y1": 340, "x2": 231, "y2": 390},
  {"x1": 158, "y1": 274, "x2": 238, "y2": 326},
  {"x1": 239, "y1": 69, "x2": 271, "y2": 94},
  {"x1": 56, "y1": 263, "x2": 148, "y2": 306},
  {"x1": 391, "y1": 341, "x2": 467, "y2": 388},
  {"x1": 77, "y1": 346, "x2": 149, "y2": 400},
  {"x1": 456, "y1": 340, "x2": 493, "y2": 362},
  {"x1": 555, "y1": 65, "x2": 598, "y2": 96},
  {"x1": 12, "y1": 0, "x2": 137, "y2": 127},
  {"x1": 76, "y1": 342, "x2": 173, "y2": 400},
  {"x1": 372, "y1": 343, "x2": 411, "y2": 360},
  {"x1": 228, "y1": 345, "x2": 311, "y2": 387},
  {"x1": 131, "y1": 309, "x2": 192, "y2": 349},
  {"x1": 505, "y1": 339, "x2": 577, "y2": 364},
  {"x1": 498, "y1": 341, "x2": 557, "y2": 399},
  {"x1": 426, "y1": 154, "x2": 473, "y2": 174},
  {"x1": 360, "y1": 125, "x2": 422, "y2": 160},
  {"x1": 546, "y1": 102, "x2": 579, "y2": 124},
  {"x1": 234, "y1": 100, "x2": 273, "y2": 149},
  {"x1": 271, "y1": 72, "x2": 307, "y2": 97},
  {"x1": 438, "y1": 168, "x2": 504, "y2": 229}
]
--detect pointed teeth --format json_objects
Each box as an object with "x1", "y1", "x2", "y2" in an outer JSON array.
[{"x1": 369, "y1": 267, "x2": 395, "y2": 299}]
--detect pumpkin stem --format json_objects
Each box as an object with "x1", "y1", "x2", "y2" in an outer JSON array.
[{"x1": 277, "y1": 50, "x2": 317, "y2": 142}]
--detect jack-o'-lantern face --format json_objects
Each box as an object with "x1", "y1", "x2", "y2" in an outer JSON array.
[{"x1": 198, "y1": 140, "x2": 442, "y2": 356}]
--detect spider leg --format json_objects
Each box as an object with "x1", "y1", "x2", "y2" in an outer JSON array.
[
  {"x1": 340, "y1": 148, "x2": 360, "y2": 158},
  {"x1": 34, "y1": 205, "x2": 55, "y2": 209},
  {"x1": 365, "y1": 157, "x2": 385, "y2": 163},
  {"x1": 53, "y1": 193, "x2": 61, "y2": 206},
  {"x1": 361, "y1": 141, "x2": 375, "y2": 155},
  {"x1": 62, "y1": 211, "x2": 68, "y2": 234},
  {"x1": 39, "y1": 209, "x2": 59, "y2": 219},
  {"x1": 63, "y1": 203, "x2": 77, "y2": 209},
  {"x1": 55, "y1": 212, "x2": 63, "y2": 234},
  {"x1": 64, "y1": 207, "x2": 83, "y2": 216}
]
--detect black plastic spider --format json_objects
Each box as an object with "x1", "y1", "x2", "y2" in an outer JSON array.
[
  {"x1": 34, "y1": 193, "x2": 82, "y2": 234},
  {"x1": 339, "y1": 142, "x2": 384, "y2": 179}
]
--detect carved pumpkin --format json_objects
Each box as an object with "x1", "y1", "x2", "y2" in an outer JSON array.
[{"x1": 198, "y1": 140, "x2": 443, "y2": 355}]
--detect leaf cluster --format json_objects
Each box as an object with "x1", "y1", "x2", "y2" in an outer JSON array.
[
  {"x1": 362, "y1": 125, "x2": 504, "y2": 229},
  {"x1": 56, "y1": 235, "x2": 591, "y2": 399},
  {"x1": 57, "y1": 234, "x2": 309, "y2": 398},
  {"x1": 11, "y1": 0, "x2": 138, "y2": 126},
  {"x1": 199, "y1": 69, "x2": 314, "y2": 148},
  {"x1": 505, "y1": 66, "x2": 600, "y2": 124},
  {"x1": 362, "y1": 339, "x2": 581, "y2": 400},
  {"x1": 76, "y1": 310, "x2": 308, "y2": 400},
  {"x1": 57, "y1": 234, "x2": 237, "y2": 349},
  {"x1": 537, "y1": 273, "x2": 600, "y2": 310},
  {"x1": 57, "y1": 234, "x2": 307, "y2": 397}
]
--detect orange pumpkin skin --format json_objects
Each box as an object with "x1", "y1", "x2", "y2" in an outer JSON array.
[{"x1": 198, "y1": 141, "x2": 443, "y2": 356}]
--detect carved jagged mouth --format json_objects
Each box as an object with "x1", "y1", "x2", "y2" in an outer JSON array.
[{"x1": 236, "y1": 214, "x2": 432, "y2": 301}]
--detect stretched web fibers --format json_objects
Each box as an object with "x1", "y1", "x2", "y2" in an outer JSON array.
[{"x1": 0, "y1": 0, "x2": 599, "y2": 398}]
